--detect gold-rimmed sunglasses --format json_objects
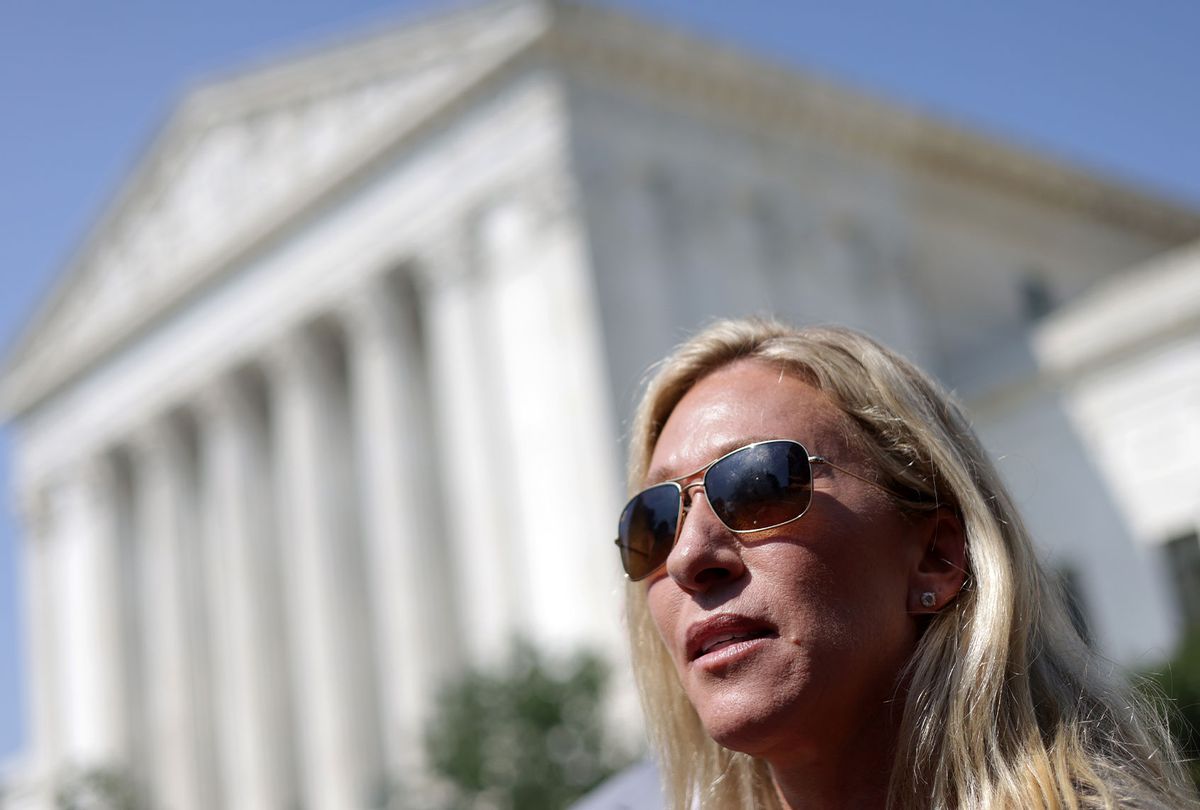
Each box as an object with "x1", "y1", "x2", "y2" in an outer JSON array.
[{"x1": 614, "y1": 439, "x2": 890, "y2": 581}]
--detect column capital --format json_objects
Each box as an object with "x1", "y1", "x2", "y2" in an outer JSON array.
[
  {"x1": 193, "y1": 370, "x2": 265, "y2": 429},
  {"x1": 260, "y1": 326, "x2": 326, "y2": 381},
  {"x1": 335, "y1": 275, "x2": 417, "y2": 349},
  {"x1": 49, "y1": 452, "x2": 119, "y2": 514},
  {"x1": 335, "y1": 273, "x2": 389, "y2": 318},
  {"x1": 13, "y1": 482, "x2": 53, "y2": 541},
  {"x1": 415, "y1": 225, "x2": 478, "y2": 292},
  {"x1": 491, "y1": 180, "x2": 573, "y2": 235},
  {"x1": 125, "y1": 414, "x2": 188, "y2": 467}
]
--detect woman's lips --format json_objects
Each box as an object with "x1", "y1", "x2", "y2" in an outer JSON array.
[{"x1": 685, "y1": 613, "x2": 778, "y2": 663}]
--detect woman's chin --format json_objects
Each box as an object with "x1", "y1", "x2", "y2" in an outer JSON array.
[{"x1": 693, "y1": 693, "x2": 802, "y2": 759}]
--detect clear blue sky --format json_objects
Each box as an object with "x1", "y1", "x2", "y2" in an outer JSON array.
[{"x1": 2, "y1": 0, "x2": 1199, "y2": 760}]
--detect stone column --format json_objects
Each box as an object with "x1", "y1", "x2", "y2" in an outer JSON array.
[
  {"x1": 18, "y1": 487, "x2": 59, "y2": 797},
  {"x1": 474, "y1": 190, "x2": 628, "y2": 654},
  {"x1": 50, "y1": 455, "x2": 128, "y2": 768},
  {"x1": 197, "y1": 376, "x2": 298, "y2": 810},
  {"x1": 129, "y1": 419, "x2": 205, "y2": 810},
  {"x1": 341, "y1": 275, "x2": 460, "y2": 777},
  {"x1": 420, "y1": 234, "x2": 521, "y2": 665},
  {"x1": 269, "y1": 330, "x2": 382, "y2": 810}
]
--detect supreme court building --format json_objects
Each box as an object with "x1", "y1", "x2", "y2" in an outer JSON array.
[{"x1": 4, "y1": 2, "x2": 1200, "y2": 808}]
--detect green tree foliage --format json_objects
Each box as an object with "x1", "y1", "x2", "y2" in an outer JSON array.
[
  {"x1": 56, "y1": 765, "x2": 143, "y2": 810},
  {"x1": 424, "y1": 640, "x2": 633, "y2": 810}
]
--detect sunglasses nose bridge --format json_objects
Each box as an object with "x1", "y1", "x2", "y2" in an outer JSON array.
[
  {"x1": 680, "y1": 478, "x2": 734, "y2": 540},
  {"x1": 665, "y1": 477, "x2": 748, "y2": 590},
  {"x1": 678, "y1": 479, "x2": 707, "y2": 513}
]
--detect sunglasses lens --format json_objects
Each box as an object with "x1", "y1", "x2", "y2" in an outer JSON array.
[
  {"x1": 617, "y1": 483, "x2": 681, "y2": 581},
  {"x1": 706, "y1": 440, "x2": 812, "y2": 531}
]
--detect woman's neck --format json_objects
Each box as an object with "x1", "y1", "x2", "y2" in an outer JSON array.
[
  {"x1": 771, "y1": 762, "x2": 889, "y2": 810},
  {"x1": 766, "y1": 708, "x2": 897, "y2": 810}
]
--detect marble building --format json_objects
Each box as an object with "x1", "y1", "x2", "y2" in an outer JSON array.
[{"x1": 3, "y1": 1, "x2": 1200, "y2": 807}]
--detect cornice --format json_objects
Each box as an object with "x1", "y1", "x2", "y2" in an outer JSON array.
[
  {"x1": 185, "y1": 0, "x2": 552, "y2": 124},
  {"x1": 548, "y1": 2, "x2": 1200, "y2": 244}
]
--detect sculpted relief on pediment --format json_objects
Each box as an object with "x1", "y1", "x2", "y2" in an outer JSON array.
[
  {"x1": 117, "y1": 60, "x2": 460, "y2": 286},
  {"x1": 16, "y1": 59, "x2": 471, "y2": 402}
]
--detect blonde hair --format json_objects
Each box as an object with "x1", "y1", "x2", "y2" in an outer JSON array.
[{"x1": 625, "y1": 319, "x2": 1196, "y2": 810}]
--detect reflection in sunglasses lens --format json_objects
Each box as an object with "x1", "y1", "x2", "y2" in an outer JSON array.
[
  {"x1": 620, "y1": 483, "x2": 680, "y2": 580},
  {"x1": 709, "y1": 441, "x2": 811, "y2": 531}
]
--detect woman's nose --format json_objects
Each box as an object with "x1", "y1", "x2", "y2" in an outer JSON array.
[{"x1": 665, "y1": 489, "x2": 747, "y2": 592}]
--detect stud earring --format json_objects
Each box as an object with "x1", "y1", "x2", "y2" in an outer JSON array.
[{"x1": 920, "y1": 591, "x2": 936, "y2": 608}]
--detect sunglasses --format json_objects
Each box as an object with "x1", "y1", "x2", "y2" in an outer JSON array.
[{"x1": 615, "y1": 439, "x2": 884, "y2": 581}]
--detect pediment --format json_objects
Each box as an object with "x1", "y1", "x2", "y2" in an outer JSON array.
[
  {"x1": 2, "y1": 0, "x2": 550, "y2": 415},
  {"x1": 7, "y1": 0, "x2": 1200, "y2": 418}
]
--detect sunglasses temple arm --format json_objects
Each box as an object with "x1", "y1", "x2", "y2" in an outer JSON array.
[{"x1": 809, "y1": 456, "x2": 893, "y2": 496}]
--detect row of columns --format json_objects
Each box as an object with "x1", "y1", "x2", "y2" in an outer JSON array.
[{"x1": 21, "y1": 270, "x2": 466, "y2": 810}]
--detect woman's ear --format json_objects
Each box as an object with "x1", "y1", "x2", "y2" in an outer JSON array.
[{"x1": 907, "y1": 507, "x2": 967, "y2": 613}]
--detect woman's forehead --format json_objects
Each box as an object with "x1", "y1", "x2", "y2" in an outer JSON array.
[{"x1": 648, "y1": 360, "x2": 852, "y2": 479}]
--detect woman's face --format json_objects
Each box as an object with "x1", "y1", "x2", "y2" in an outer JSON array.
[{"x1": 645, "y1": 359, "x2": 932, "y2": 766}]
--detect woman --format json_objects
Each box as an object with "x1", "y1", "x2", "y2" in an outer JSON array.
[{"x1": 616, "y1": 319, "x2": 1196, "y2": 809}]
